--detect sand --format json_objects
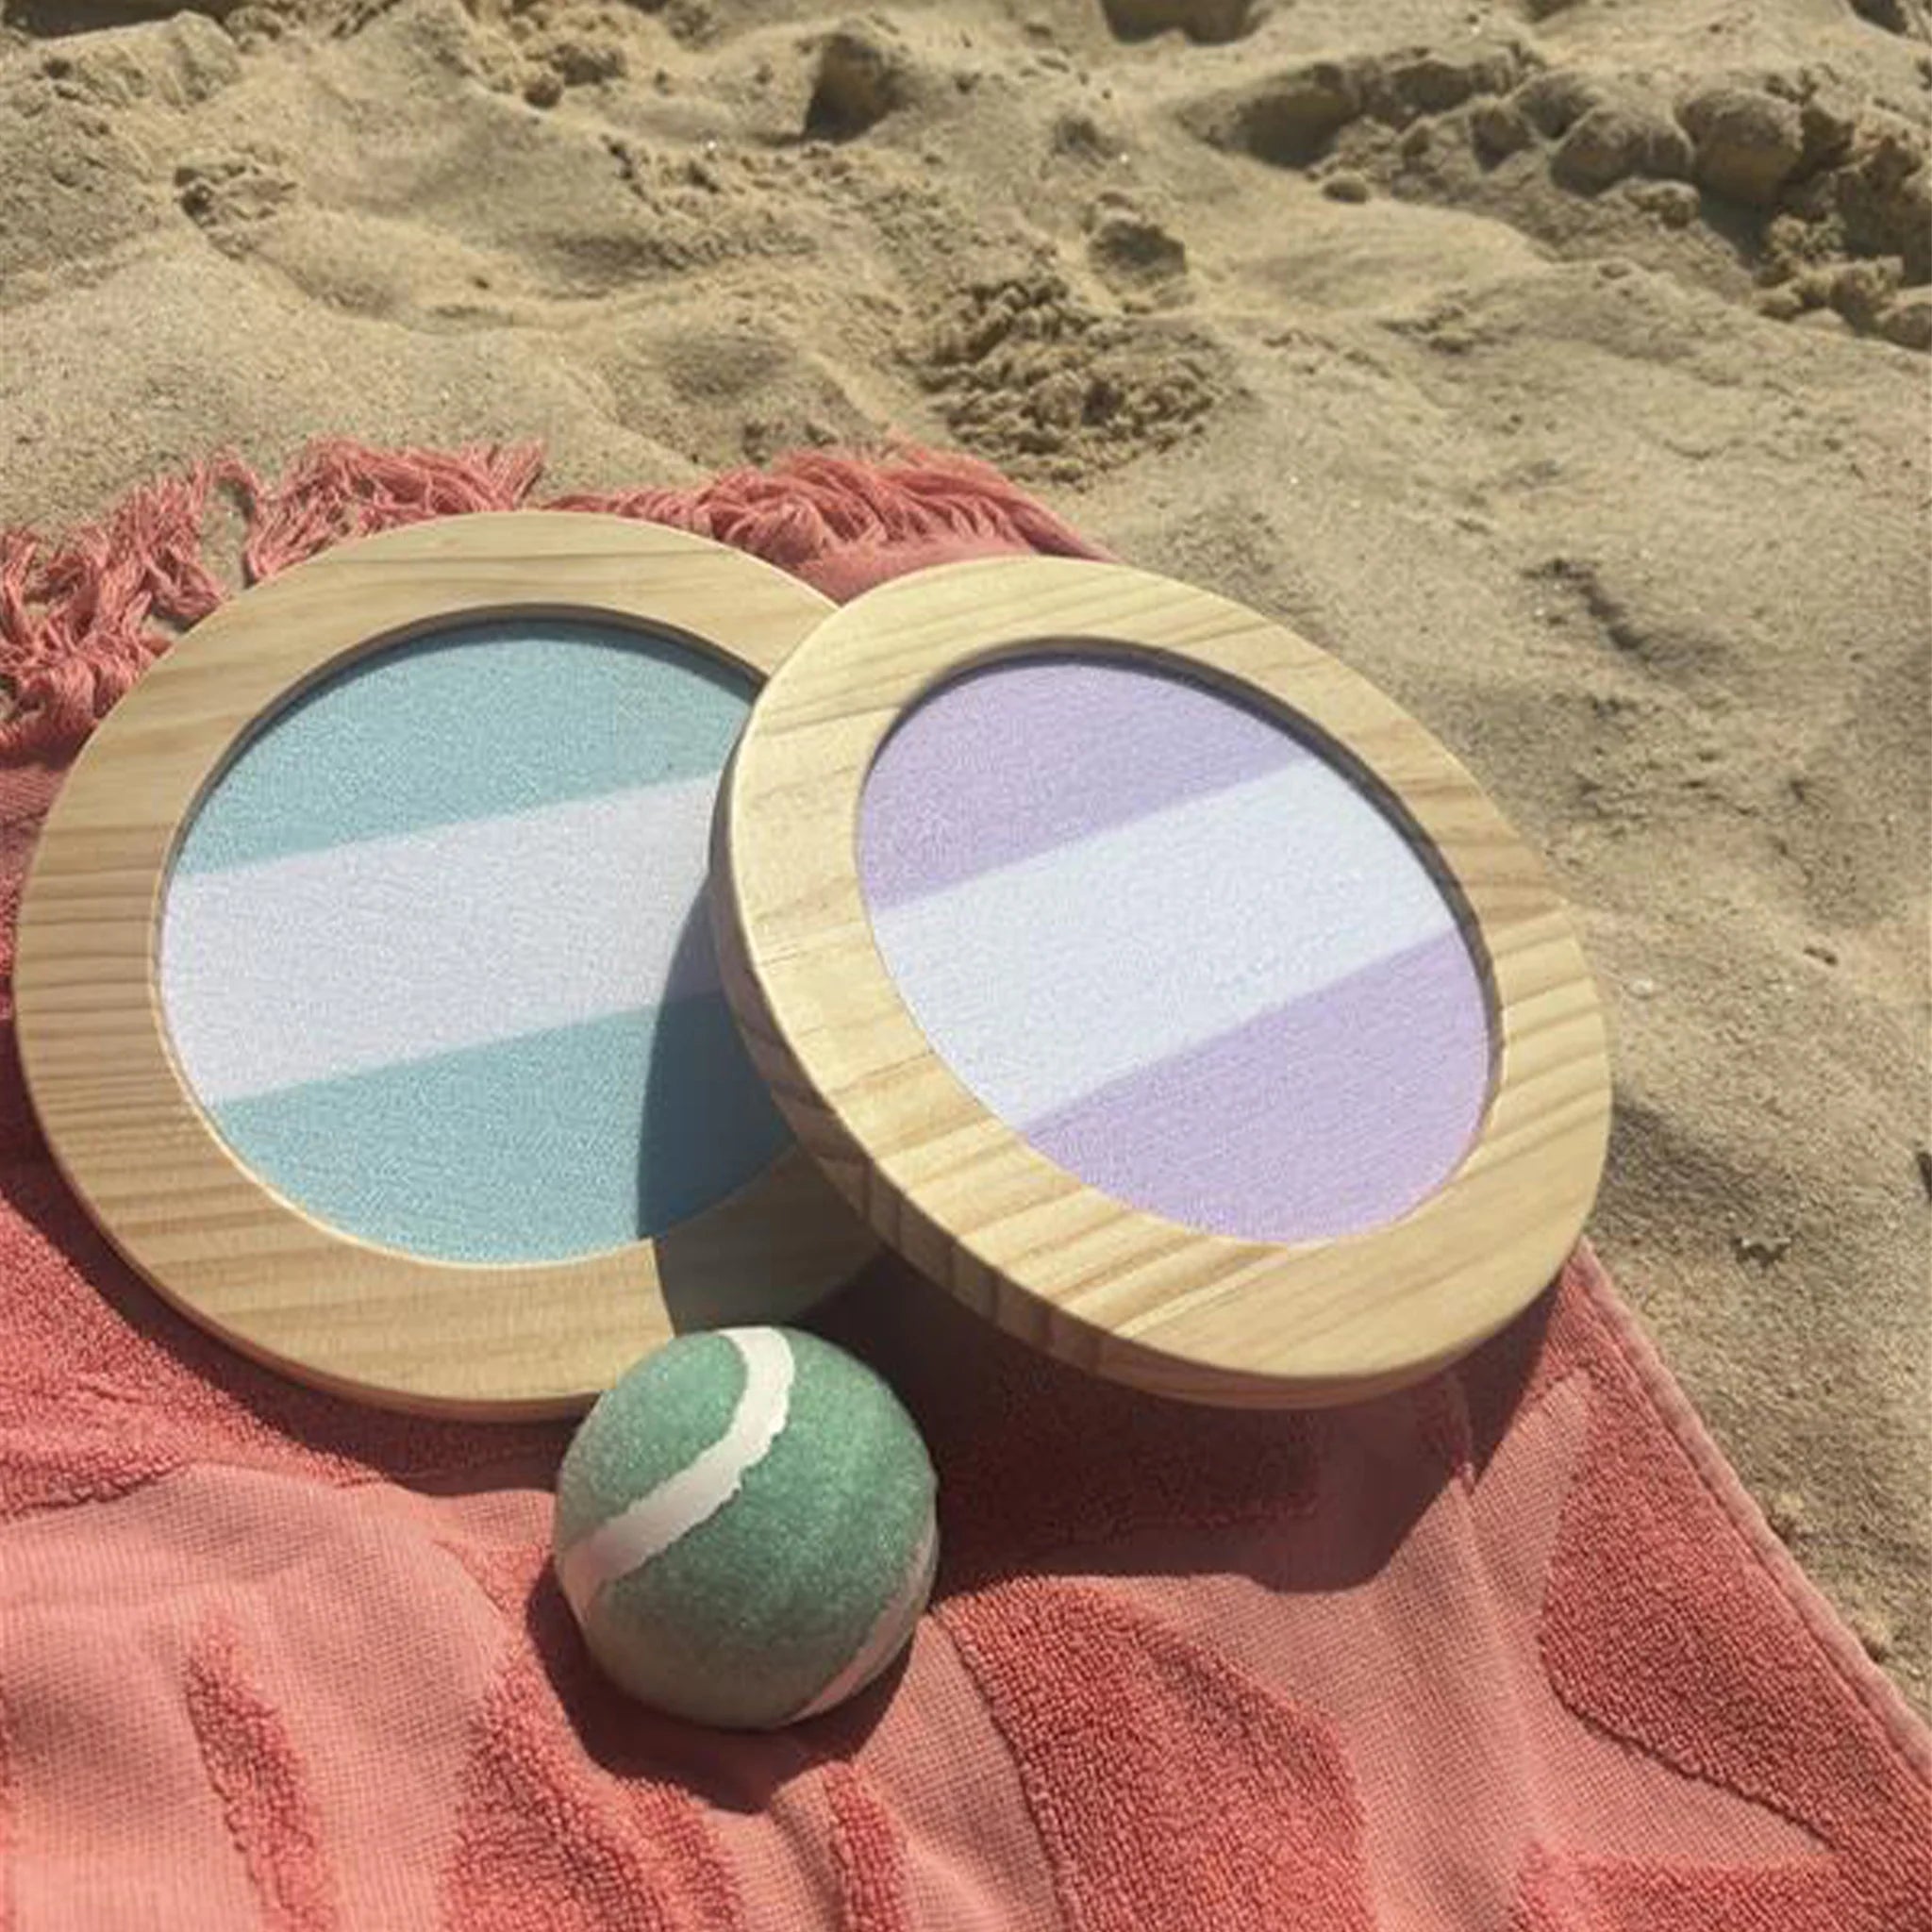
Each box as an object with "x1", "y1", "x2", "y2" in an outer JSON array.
[{"x1": 1, "y1": 0, "x2": 1927, "y2": 1710}]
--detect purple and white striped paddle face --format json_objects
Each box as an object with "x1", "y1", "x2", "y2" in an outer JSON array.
[{"x1": 857, "y1": 654, "x2": 1493, "y2": 1244}]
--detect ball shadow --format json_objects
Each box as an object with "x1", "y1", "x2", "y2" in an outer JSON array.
[{"x1": 521, "y1": 1544, "x2": 911, "y2": 1812}]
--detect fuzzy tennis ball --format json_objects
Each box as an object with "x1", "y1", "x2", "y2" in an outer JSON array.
[{"x1": 553, "y1": 1325, "x2": 938, "y2": 1729}]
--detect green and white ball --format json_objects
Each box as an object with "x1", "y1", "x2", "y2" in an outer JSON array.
[{"x1": 553, "y1": 1325, "x2": 938, "y2": 1730}]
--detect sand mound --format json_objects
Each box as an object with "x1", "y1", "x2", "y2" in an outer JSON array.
[{"x1": 1, "y1": 0, "x2": 1926, "y2": 1710}]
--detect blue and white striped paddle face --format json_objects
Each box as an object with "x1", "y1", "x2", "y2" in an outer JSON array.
[
  {"x1": 159, "y1": 619, "x2": 787, "y2": 1264},
  {"x1": 858, "y1": 654, "x2": 1494, "y2": 1244}
]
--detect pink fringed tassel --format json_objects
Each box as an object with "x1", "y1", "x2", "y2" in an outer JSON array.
[
  {"x1": 1, "y1": 438, "x2": 1103, "y2": 762},
  {"x1": 232, "y1": 440, "x2": 548, "y2": 582},
  {"x1": 228, "y1": 438, "x2": 1101, "y2": 590},
  {"x1": 0, "y1": 467, "x2": 227, "y2": 759},
  {"x1": 556, "y1": 447, "x2": 1105, "y2": 593}
]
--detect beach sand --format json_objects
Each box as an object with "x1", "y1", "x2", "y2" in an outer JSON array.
[{"x1": 2, "y1": 0, "x2": 1926, "y2": 1711}]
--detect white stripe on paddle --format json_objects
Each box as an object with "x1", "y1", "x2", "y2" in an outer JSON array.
[
  {"x1": 556, "y1": 1328, "x2": 795, "y2": 1627},
  {"x1": 866, "y1": 757, "x2": 1457, "y2": 1127},
  {"x1": 162, "y1": 775, "x2": 722, "y2": 1103}
]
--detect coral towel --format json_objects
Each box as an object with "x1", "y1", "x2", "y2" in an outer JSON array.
[{"x1": 1, "y1": 444, "x2": 1926, "y2": 1930}]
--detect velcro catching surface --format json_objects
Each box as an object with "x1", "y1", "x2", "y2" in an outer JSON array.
[
  {"x1": 858, "y1": 654, "x2": 1492, "y2": 1242},
  {"x1": 160, "y1": 619, "x2": 786, "y2": 1262}
]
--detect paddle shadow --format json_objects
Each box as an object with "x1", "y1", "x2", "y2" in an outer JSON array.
[
  {"x1": 632, "y1": 894, "x2": 790, "y2": 1245},
  {"x1": 808, "y1": 1251, "x2": 1557, "y2": 1604},
  {"x1": 642, "y1": 892, "x2": 877, "y2": 1339}
]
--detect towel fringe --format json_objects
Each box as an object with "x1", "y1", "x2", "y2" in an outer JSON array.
[
  {"x1": 0, "y1": 467, "x2": 226, "y2": 759},
  {"x1": 232, "y1": 440, "x2": 549, "y2": 583},
  {"x1": 552, "y1": 446, "x2": 1098, "y2": 581},
  {"x1": 0, "y1": 440, "x2": 1097, "y2": 759}
]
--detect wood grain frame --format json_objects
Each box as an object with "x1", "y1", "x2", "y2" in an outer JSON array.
[
  {"x1": 15, "y1": 511, "x2": 877, "y2": 1419},
  {"x1": 713, "y1": 556, "x2": 1610, "y2": 1407}
]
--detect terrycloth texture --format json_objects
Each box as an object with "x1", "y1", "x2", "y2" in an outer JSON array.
[
  {"x1": 858, "y1": 654, "x2": 1489, "y2": 1241},
  {"x1": 1, "y1": 442, "x2": 1928, "y2": 1931},
  {"x1": 162, "y1": 617, "x2": 779, "y2": 1261}
]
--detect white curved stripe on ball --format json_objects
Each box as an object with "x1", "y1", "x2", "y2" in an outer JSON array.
[
  {"x1": 791, "y1": 1515, "x2": 939, "y2": 1722},
  {"x1": 556, "y1": 1328, "x2": 795, "y2": 1625}
]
